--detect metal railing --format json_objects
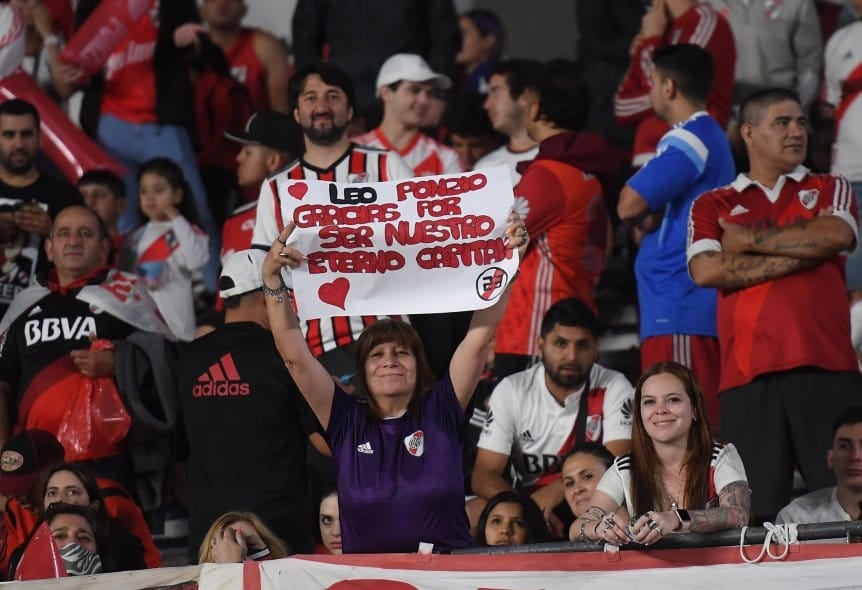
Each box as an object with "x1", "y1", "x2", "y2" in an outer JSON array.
[{"x1": 452, "y1": 520, "x2": 862, "y2": 555}]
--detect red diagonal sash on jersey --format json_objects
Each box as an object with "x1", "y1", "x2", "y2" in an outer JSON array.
[
  {"x1": 532, "y1": 382, "x2": 606, "y2": 490},
  {"x1": 836, "y1": 62, "x2": 862, "y2": 132}
]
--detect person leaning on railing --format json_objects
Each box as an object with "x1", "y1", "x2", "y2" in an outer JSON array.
[{"x1": 569, "y1": 361, "x2": 751, "y2": 546}]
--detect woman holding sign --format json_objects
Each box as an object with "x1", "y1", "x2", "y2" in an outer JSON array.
[{"x1": 263, "y1": 214, "x2": 528, "y2": 553}]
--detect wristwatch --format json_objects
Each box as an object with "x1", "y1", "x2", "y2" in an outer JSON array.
[{"x1": 674, "y1": 508, "x2": 691, "y2": 531}]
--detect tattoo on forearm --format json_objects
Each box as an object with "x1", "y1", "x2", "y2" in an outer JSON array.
[
  {"x1": 688, "y1": 481, "x2": 751, "y2": 533},
  {"x1": 584, "y1": 506, "x2": 608, "y2": 521},
  {"x1": 700, "y1": 251, "x2": 817, "y2": 288}
]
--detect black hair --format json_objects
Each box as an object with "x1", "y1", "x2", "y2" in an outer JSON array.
[
  {"x1": 446, "y1": 92, "x2": 498, "y2": 139},
  {"x1": 562, "y1": 441, "x2": 615, "y2": 470},
  {"x1": 532, "y1": 60, "x2": 589, "y2": 132},
  {"x1": 539, "y1": 297, "x2": 600, "y2": 339},
  {"x1": 489, "y1": 59, "x2": 542, "y2": 101},
  {"x1": 0, "y1": 98, "x2": 40, "y2": 128},
  {"x1": 461, "y1": 9, "x2": 506, "y2": 57},
  {"x1": 475, "y1": 491, "x2": 551, "y2": 547},
  {"x1": 651, "y1": 43, "x2": 713, "y2": 104},
  {"x1": 833, "y1": 406, "x2": 862, "y2": 435},
  {"x1": 288, "y1": 63, "x2": 356, "y2": 111},
  {"x1": 77, "y1": 169, "x2": 126, "y2": 200},
  {"x1": 739, "y1": 87, "x2": 801, "y2": 126},
  {"x1": 137, "y1": 157, "x2": 201, "y2": 226}
]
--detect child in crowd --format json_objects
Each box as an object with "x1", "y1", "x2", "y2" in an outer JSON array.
[
  {"x1": 118, "y1": 158, "x2": 209, "y2": 342},
  {"x1": 77, "y1": 169, "x2": 127, "y2": 264}
]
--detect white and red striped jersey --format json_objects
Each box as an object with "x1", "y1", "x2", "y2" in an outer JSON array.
[
  {"x1": 597, "y1": 442, "x2": 747, "y2": 511},
  {"x1": 354, "y1": 128, "x2": 463, "y2": 177},
  {"x1": 478, "y1": 363, "x2": 634, "y2": 490},
  {"x1": 252, "y1": 143, "x2": 413, "y2": 356},
  {"x1": 824, "y1": 21, "x2": 862, "y2": 182}
]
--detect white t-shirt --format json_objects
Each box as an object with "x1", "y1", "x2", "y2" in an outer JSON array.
[
  {"x1": 776, "y1": 487, "x2": 853, "y2": 525},
  {"x1": 121, "y1": 217, "x2": 209, "y2": 342},
  {"x1": 824, "y1": 21, "x2": 862, "y2": 182},
  {"x1": 596, "y1": 442, "x2": 748, "y2": 512},
  {"x1": 478, "y1": 363, "x2": 634, "y2": 489},
  {"x1": 474, "y1": 144, "x2": 539, "y2": 187}
]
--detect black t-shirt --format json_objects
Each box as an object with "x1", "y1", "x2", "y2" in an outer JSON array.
[
  {"x1": 177, "y1": 322, "x2": 315, "y2": 548},
  {"x1": 0, "y1": 174, "x2": 83, "y2": 316},
  {"x1": 0, "y1": 273, "x2": 137, "y2": 416}
]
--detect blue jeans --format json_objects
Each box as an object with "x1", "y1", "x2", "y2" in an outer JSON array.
[
  {"x1": 97, "y1": 113, "x2": 220, "y2": 292},
  {"x1": 845, "y1": 181, "x2": 862, "y2": 291}
]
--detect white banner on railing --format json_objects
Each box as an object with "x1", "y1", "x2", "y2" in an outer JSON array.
[{"x1": 4, "y1": 545, "x2": 862, "y2": 589}]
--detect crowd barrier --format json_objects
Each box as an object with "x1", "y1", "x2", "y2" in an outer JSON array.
[{"x1": 2, "y1": 522, "x2": 860, "y2": 589}]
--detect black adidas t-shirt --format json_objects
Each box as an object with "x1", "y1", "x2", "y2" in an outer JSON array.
[
  {"x1": 176, "y1": 321, "x2": 315, "y2": 550},
  {"x1": 0, "y1": 275, "x2": 136, "y2": 411}
]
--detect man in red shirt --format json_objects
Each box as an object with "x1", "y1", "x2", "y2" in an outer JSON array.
[
  {"x1": 687, "y1": 88, "x2": 862, "y2": 522},
  {"x1": 200, "y1": 0, "x2": 290, "y2": 113},
  {"x1": 494, "y1": 63, "x2": 610, "y2": 379},
  {"x1": 614, "y1": 0, "x2": 735, "y2": 167}
]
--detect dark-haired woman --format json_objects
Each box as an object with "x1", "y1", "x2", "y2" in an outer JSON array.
[
  {"x1": 475, "y1": 491, "x2": 549, "y2": 547},
  {"x1": 264, "y1": 214, "x2": 528, "y2": 553},
  {"x1": 561, "y1": 442, "x2": 614, "y2": 519},
  {"x1": 41, "y1": 463, "x2": 156, "y2": 569},
  {"x1": 11, "y1": 503, "x2": 117, "y2": 579},
  {"x1": 570, "y1": 362, "x2": 750, "y2": 545}
]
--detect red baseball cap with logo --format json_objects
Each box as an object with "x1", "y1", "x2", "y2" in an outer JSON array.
[{"x1": 0, "y1": 430, "x2": 65, "y2": 497}]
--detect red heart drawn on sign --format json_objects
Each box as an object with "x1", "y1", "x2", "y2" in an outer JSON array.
[
  {"x1": 319, "y1": 277, "x2": 350, "y2": 309},
  {"x1": 287, "y1": 182, "x2": 308, "y2": 200}
]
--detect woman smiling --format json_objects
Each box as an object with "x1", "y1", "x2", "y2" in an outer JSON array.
[{"x1": 570, "y1": 362, "x2": 750, "y2": 545}]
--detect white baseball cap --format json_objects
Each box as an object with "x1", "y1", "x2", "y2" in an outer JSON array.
[
  {"x1": 376, "y1": 53, "x2": 452, "y2": 95},
  {"x1": 219, "y1": 249, "x2": 267, "y2": 299}
]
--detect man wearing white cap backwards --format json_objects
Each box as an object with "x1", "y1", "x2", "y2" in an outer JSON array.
[{"x1": 355, "y1": 53, "x2": 464, "y2": 177}]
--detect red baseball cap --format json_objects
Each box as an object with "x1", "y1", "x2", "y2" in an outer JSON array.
[{"x1": 0, "y1": 430, "x2": 65, "y2": 497}]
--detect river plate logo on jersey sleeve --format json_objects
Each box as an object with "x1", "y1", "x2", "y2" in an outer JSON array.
[{"x1": 403, "y1": 430, "x2": 425, "y2": 457}]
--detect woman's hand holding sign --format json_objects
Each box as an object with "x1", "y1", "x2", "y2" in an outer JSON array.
[{"x1": 504, "y1": 211, "x2": 529, "y2": 259}]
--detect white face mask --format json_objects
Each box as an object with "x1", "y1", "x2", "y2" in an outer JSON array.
[{"x1": 59, "y1": 542, "x2": 102, "y2": 576}]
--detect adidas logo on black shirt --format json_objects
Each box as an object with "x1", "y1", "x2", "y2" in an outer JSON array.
[{"x1": 193, "y1": 353, "x2": 250, "y2": 397}]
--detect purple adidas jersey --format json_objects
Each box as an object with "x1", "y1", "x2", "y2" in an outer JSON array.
[{"x1": 326, "y1": 375, "x2": 472, "y2": 553}]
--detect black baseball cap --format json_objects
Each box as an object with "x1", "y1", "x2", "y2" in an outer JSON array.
[
  {"x1": 224, "y1": 111, "x2": 299, "y2": 153},
  {"x1": 0, "y1": 430, "x2": 65, "y2": 496}
]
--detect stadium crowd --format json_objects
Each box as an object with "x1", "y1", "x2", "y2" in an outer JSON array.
[{"x1": 0, "y1": 0, "x2": 860, "y2": 579}]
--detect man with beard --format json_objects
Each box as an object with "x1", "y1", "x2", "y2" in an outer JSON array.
[
  {"x1": 472, "y1": 297, "x2": 633, "y2": 538},
  {"x1": 0, "y1": 99, "x2": 82, "y2": 317},
  {"x1": 252, "y1": 63, "x2": 412, "y2": 375}
]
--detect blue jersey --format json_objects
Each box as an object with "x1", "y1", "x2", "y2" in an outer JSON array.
[{"x1": 627, "y1": 112, "x2": 735, "y2": 339}]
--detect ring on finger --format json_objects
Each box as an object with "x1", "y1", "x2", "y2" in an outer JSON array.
[
  {"x1": 277, "y1": 237, "x2": 287, "y2": 246},
  {"x1": 647, "y1": 519, "x2": 659, "y2": 530}
]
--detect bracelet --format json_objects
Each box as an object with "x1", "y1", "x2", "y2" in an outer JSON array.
[
  {"x1": 262, "y1": 276, "x2": 289, "y2": 303},
  {"x1": 577, "y1": 519, "x2": 590, "y2": 542}
]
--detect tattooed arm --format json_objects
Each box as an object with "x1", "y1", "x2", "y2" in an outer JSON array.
[
  {"x1": 688, "y1": 250, "x2": 821, "y2": 290},
  {"x1": 681, "y1": 481, "x2": 751, "y2": 533},
  {"x1": 719, "y1": 215, "x2": 854, "y2": 260}
]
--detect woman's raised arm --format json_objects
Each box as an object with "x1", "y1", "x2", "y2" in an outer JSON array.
[
  {"x1": 263, "y1": 223, "x2": 336, "y2": 429},
  {"x1": 449, "y1": 213, "x2": 529, "y2": 410}
]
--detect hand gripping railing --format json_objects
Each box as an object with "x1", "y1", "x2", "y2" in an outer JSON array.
[{"x1": 451, "y1": 520, "x2": 862, "y2": 556}]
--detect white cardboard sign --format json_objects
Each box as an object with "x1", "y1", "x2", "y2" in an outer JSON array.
[{"x1": 280, "y1": 165, "x2": 518, "y2": 320}]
